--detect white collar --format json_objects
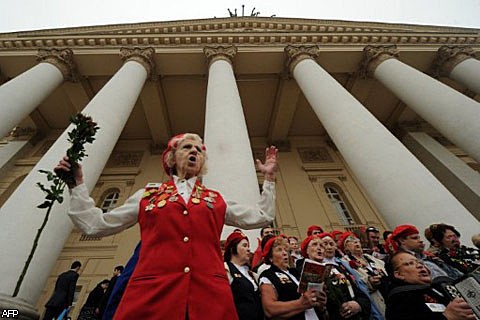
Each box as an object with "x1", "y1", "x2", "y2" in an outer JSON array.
[{"x1": 173, "y1": 175, "x2": 197, "y2": 188}]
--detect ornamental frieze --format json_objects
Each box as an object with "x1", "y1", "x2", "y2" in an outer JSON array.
[
  {"x1": 106, "y1": 151, "x2": 144, "y2": 167},
  {"x1": 297, "y1": 147, "x2": 334, "y2": 163},
  {"x1": 1, "y1": 33, "x2": 477, "y2": 50},
  {"x1": 1, "y1": 17, "x2": 479, "y2": 50}
]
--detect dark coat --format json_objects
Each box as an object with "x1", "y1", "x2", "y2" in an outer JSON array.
[
  {"x1": 226, "y1": 262, "x2": 264, "y2": 320},
  {"x1": 45, "y1": 269, "x2": 79, "y2": 308},
  {"x1": 260, "y1": 264, "x2": 306, "y2": 320},
  {"x1": 386, "y1": 281, "x2": 450, "y2": 320}
]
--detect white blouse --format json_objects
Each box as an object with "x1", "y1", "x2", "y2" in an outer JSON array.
[{"x1": 67, "y1": 179, "x2": 276, "y2": 236}]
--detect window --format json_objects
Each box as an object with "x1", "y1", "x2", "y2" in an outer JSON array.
[
  {"x1": 324, "y1": 184, "x2": 355, "y2": 225},
  {"x1": 100, "y1": 188, "x2": 120, "y2": 213}
]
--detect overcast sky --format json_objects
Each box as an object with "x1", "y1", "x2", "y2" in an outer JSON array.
[{"x1": 0, "y1": 0, "x2": 479, "y2": 33}]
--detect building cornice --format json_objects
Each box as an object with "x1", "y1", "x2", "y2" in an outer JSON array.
[{"x1": 0, "y1": 17, "x2": 479, "y2": 51}]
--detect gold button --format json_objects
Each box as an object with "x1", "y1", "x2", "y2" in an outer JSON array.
[
  {"x1": 184, "y1": 267, "x2": 190, "y2": 273},
  {"x1": 183, "y1": 236, "x2": 189, "y2": 243},
  {"x1": 183, "y1": 210, "x2": 188, "y2": 215}
]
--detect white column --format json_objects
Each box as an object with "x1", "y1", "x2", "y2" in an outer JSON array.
[
  {"x1": 433, "y1": 46, "x2": 480, "y2": 95},
  {"x1": 450, "y1": 59, "x2": 480, "y2": 94},
  {"x1": 286, "y1": 45, "x2": 479, "y2": 245},
  {"x1": 0, "y1": 49, "x2": 77, "y2": 139},
  {"x1": 403, "y1": 131, "x2": 480, "y2": 221},
  {"x1": 202, "y1": 46, "x2": 260, "y2": 242},
  {"x1": 362, "y1": 45, "x2": 480, "y2": 163},
  {"x1": 0, "y1": 48, "x2": 154, "y2": 312}
]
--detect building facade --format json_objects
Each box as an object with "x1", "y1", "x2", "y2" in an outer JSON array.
[{"x1": 0, "y1": 17, "x2": 479, "y2": 319}]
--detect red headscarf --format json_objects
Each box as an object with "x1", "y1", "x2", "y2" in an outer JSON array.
[
  {"x1": 300, "y1": 236, "x2": 316, "y2": 258},
  {"x1": 338, "y1": 232, "x2": 358, "y2": 253},
  {"x1": 307, "y1": 225, "x2": 324, "y2": 236},
  {"x1": 391, "y1": 225, "x2": 419, "y2": 241},
  {"x1": 224, "y1": 231, "x2": 248, "y2": 255},
  {"x1": 262, "y1": 237, "x2": 278, "y2": 258}
]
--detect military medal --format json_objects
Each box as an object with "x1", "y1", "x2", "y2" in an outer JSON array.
[
  {"x1": 169, "y1": 195, "x2": 178, "y2": 202},
  {"x1": 157, "y1": 199, "x2": 167, "y2": 208},
  {"x1": 206, "y1": 202, "x2": 214, "y2": 209},
  {"x1": 191, "y1": 198, "x2": 200, "y2": 204},
  {"x1": 145, "y1": 196, "x2": 156, "y2": 212},
  {"x1": 142, "y1": 191, "x2": 152, "y2": 198}
]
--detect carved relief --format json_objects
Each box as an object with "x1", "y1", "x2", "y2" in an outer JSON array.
[
  {"x1": 106, "y1": 151, "x2": 144, "y2": 167},
  {"x1": 358, "y1": 45, "x2": 399, "y2": 78},
  {"x1": 9, "y1": 127, "x2": 36, "y2": 140},
  {"x1": 204, "y1": 45, "x2": 237, "y2": 66},
  {"x1": 36, "y1": 48, "x2": 80, "y2": 82},
  {"x1": 430, "y1": 46, "x2": 476, "y2": 78},
  {"x1": 120, "y1": 47, "x2": 157, "y2": 80},
  {"x1": 297, "y1": 147, "x2": 334, "y2": 163},
  {"x1": 284, "y1": 45, "x2": 320, "y2": 74}
]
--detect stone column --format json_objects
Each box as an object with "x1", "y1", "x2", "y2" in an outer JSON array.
[
  {"x1": 0, "y1": 49, "x2": 78, "y2": 139},
  {"x1": 202, "y1": 46, "x2": 260, "y2": 241},
  {"x1": 0, "y1": 47, "x2": 155, "y2": 318},
  {"x1": 360, "y1": 45, "x2": 480, "y2": 163},
  {"x1": 286, "y1": 45, "x2": 478, "y2": 244},
  {"x1": 432, "y1": 46, "x2": 480, "y2": 95},
  {"x1": 403, "y1": 131, "x2": 480, "y2": 221}
]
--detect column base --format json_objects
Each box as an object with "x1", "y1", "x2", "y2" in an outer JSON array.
[{"x1": 0, "y1": 294, "x2": 39, "y2": 320}]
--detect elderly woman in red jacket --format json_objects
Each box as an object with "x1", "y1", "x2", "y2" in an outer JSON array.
[{"x1": 56, "y1": 133, "x2": 278, "y2": 320}]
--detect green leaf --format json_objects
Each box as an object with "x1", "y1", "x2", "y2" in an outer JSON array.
[{"x1": 37, "y1": 201, "x2": 51, "y2": 209}]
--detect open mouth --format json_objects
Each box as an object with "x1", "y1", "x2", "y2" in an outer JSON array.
[
  {"x1": 418, "y1": 269, "x2": 429, "y2": 277},
  {"x1": 188, "y1": 155, "x2": 197, "y2": 163}
]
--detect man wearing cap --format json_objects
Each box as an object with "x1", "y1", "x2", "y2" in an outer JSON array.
[
  {"x1": 391, "y1": 225, "x2": 462, "y2": 281},
  {"x1": 365, "y1": 226, "x2": 387, "y2": 261},
  {"x1": 56, "y1": 133, "x2": 278, "y2": 320}
]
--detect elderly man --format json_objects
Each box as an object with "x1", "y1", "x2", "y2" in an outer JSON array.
[
  {"x1": 56, "y1": 133, "x2": 278, "y2": 320},
  {"x1": 391, "y1": 225, "x2": 463, "y2": 281},
  {"x1": 386, "y1": 252, "x2": 475, "y2": 320}
]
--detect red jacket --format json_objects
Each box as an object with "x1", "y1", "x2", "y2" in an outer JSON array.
[{"x1": 114, "y1": 180, "x2": 238, "y2": 320}]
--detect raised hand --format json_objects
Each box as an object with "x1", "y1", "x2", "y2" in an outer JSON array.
[
  {"x1": 54, "y1": 156, "x2": 84, "y2": 188},
  {"x1": 256, "y1": 146, "x2": 278, "y2": 182}
]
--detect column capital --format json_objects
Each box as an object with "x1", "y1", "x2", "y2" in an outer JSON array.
[
  {"x1": 358, "y1": 45, "x2": 399, "y2": 78},
  {"x1": 120, "y1": 47, "x2": 157, "y2": 80},
  {"x1": 36, "y1": 48, "x2": 80, "y2": 82},
  {"x1": 203, "y1": 46, "x2": 237, "y2": 66},
  {"x1": 431, "y1": 46, "x2": 476, "y2": 78},
  {"x1": 284, "y1": 45, "x2": 320, "y2": 74}
]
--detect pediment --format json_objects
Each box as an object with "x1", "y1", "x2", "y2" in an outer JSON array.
[
  {"x1": 0, "y1": 17, "x2": 479, "y2": 50},
  {"x1": 4, "y1": 17, "x2": 479, "y2": 37}
]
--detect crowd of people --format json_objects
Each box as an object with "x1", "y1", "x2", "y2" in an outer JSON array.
[
  {"x1": 222, "y1": 224, "x2": 479, "y2": 320},
  {"x1": 51, "y1": 132, "x2": 479, "y2": 320}
]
